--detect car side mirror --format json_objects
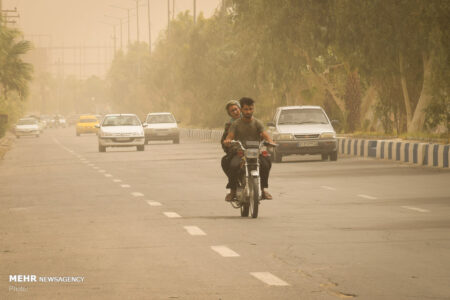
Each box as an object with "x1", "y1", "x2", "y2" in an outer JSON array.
[
  {"x1": 267, "y1": 122, "x2": 275, "y2": 127},
  {"x1": 142, "y1": 123, "x2": 148, "y2": 127},
  {"x1": 95, "y1": 124, "x2": 100, "y2": 128}
]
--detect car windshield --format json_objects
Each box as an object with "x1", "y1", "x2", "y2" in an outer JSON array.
[
  {"x1": 18, "y1": 119, "x2": 37, "y2": 125},
  {"x1": 102, "y1": 116, "x2": 141, "y2": 126},
  {"x1": 146, "y1": 114, "x2": 175, "y2": 124},
  {"x1": 278, "y1": 109, "x2": 329, "y2": 125},
  {"x1": 79, "y1": 119, "x2": 97, "y2": 123}
]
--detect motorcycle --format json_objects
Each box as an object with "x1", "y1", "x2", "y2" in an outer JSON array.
[{"x1": 229, "y1": 140, "x2": 277, "y2": 218}]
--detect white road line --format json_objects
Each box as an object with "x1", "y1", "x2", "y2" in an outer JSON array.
[
  {"x1": 183, "y1": 226, "x2": 206, "y2": 236},
  {"x1": 250, "y1": 272, "x2": 289, "y2": 286},
  {"x1": 163, "y1": 212, "x2": 181, "y2": 218},
  {"x1": 98, "y1": 170, "x2": 106, "y2": 173},
  {"x1": 131, "y1": 192, "x2": 144, "y2": 197},
  {"x1": 104, "y1": 174, "x2": 112, "y2": 177},
  {"x1": 210, "y1": 246, "x2": 240, "y2": 257},
  {"x1": 357, "y1": 194, "x2": 377, "y2": 200},
  {"x1": 121, "y1": 184, "x2": 130, "y2": 188},
  {"x1": 93, "y1": 167, "x2": 99, "y2": 170},
  {"x1": 401, "y1": 206, "x2": 430, "y2": 213},
  {"x1": 146, "y1": 201, "x2": 162, "y2": 206},
  {"x1": 320, "y1": 185, "x2": 336, "y2": 191},
  {"x1": 113, "y1": 179, "x2": 122, "y2": 183},
  {"x1": 88, "y1": 164, "x2": 94, "y2": 167}
]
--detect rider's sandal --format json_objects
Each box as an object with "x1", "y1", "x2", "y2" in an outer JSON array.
[{"x1": 262, "y1": 190, "x2": 273, "y2": 200}]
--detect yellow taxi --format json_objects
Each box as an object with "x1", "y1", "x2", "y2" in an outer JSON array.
[{"x1": 76, "y1": 115, "x2": 99, "y2": 136}]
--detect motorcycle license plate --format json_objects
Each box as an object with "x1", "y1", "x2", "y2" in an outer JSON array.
[{"x1": 298, "y1": 141, "x2": 319, "y2": 147}]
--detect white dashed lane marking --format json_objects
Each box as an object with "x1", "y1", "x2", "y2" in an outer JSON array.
[
  {"x1": 146, "y1": 201, "x2": 162, "y2": 206},
  {"x1": 210, "y1": 246, "x2": 240, "y2": 257},
  {"x1": 320, "y1": 185, "x2": 336, "y2": 191},
  {"x1": 357, "y1": 194, "x2": 377, "y2": 200},
  {"x1": 163, "y1": 212, "x2": 181, "y2": 218},
  {"x1": 98, "y1": 170, "x2": 106, "y2": 173},
  {"x1": 131, "y1": 192, "x2": 144, "y2": 197},
  {"x1": 121, "y1": 184, "x2": 130, "y2": 188},
  {"x1": 183, "y1": 226, "x2": 206, "y2": 236},
  {"x1": 401, "y1": 206, "x2": 430, "y2": 213},
  {"x1": 104, "y1": 174, "x2": 112, "y2": 177},
  {"x1": 250, "y1": 272, "x2": 289, "y2": 286},
  {"x1": 113, "y1": 179, "x2": 122, "y2": 183}
]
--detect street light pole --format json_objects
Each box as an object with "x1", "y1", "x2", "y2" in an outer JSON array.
[
  {"x1": 193, "y1": 0, "x2": 196, "y2": 24},
  {"x1": 167, "y1": 0, "x2": 170, "y2": 39},
  {"x1": 105, "y1": 15, "x2": 125, "y2": 51},
  {"x1": 135, "y1": 0, "x2": 140, "y2": 43},
  {"x1": 147, "y1": 0, "x2": 151, "y2": 53}
]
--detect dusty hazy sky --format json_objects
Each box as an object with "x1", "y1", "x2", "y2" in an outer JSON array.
[{"x1": 3, "y1": 0, "x2": 221, "y2": 77}]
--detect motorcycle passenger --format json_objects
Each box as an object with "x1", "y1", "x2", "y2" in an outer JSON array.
[
  {"x1": 224, "y1": 97, "x2": 275, "y2": 201},
  {"x1": 221, "y1": 100, "x2": 242, "y2": 202}
]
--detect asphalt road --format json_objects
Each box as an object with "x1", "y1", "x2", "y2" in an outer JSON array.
[{"x1": 1, "y1": 128, "x2": 449, "y2": 300}]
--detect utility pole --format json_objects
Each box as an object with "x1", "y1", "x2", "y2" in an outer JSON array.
[
  {"x1": 167, "y1": 0, "x2": 170, "y2": 39},
  {"x1": 105, "y1": 15, "x2": 125, "y2": 51},
  {"x1": 172, "y1": 0, "x2": 175, "y2": 20},
  {"x1": 147, "y1": 0, "x2": 151, "y2": 53},
  {"x1": 110, "y1": 5, "x2": 132, "y2": 47},
  {"x1": 193, "y1": 0, "x2": 196, "y2": 24},
  {"x1": 135, "y1": 0, "x2": 140, "y2": 43}
]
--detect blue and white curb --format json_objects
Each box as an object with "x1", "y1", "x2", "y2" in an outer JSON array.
[{"x1": 338, "y1": 138, "x2": 449, "y2": 169}]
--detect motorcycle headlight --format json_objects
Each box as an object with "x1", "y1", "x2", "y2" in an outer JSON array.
[
  {"x1": 320, "y1": 132, "x2": 336, "y2": 139},
  {"x1": 274, "y1": 133, "x2": 294, "y2": 140}
]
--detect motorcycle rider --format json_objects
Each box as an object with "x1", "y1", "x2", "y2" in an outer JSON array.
[
  {"x1": 221, "y1": 100, "x2": 242, "y2": 202},
  {"x1": 224, "y1": 97, "x2": 275, "y2": 201}
]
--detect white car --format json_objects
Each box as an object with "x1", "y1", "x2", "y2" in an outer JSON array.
[
  {"x1": 97, "y1": 114, "x2": 146, "y2": 152},
  {"x1": 15, "y1": 118, "x2": 40, "y2": 138},
  {"x1": 267, "y1": 106, "x2": 338, "y2": 162},
  {"x1": 143, "y1": 112, "x2": 180, "y2": 144}
]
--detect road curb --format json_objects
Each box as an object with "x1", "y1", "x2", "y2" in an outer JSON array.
[
  {"x1": 337, "y1": 138, "x2": 449, "y2": 169},
  {"x1": 0, "y1": 132, "x2": 15, "y2": 160}
]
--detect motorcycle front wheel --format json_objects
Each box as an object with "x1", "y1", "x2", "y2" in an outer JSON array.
[{"x1": 249, "y1": 176, "x2": 260, "y2": 218}]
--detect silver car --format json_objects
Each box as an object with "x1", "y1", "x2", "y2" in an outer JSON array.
[
  {"x1": 15, "y1": 118, "x2": 40, "y2": 138},
  {"x1": 267, "y1": 106, "x2": 338, "y2": 162},
  {"x1": 97, "y1": 114, "x2": 146, "y2": 152},
  {"x1": 143, "y1": 112, "x2": 180, "y2": 144}
]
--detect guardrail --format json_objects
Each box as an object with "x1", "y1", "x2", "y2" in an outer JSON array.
[{"x1": 181, "y1": 128, "x2": 449, "y2": 169}]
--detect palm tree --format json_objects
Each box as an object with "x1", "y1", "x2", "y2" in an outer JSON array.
[{"x1": 0, "y1": 25, "x2": 33, "y2": 101}]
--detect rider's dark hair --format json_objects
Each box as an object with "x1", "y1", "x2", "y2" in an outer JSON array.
[{"x1": 239, "y1": 97, "x2": 254, "y2": 107}]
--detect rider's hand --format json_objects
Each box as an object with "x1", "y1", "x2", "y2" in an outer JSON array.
[{"x1": 224, "y1": 139, "x2": 231, "y2": 146}]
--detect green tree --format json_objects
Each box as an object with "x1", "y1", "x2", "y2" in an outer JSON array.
[{"x1": 0, "y1": 26, "x2": 33, "y2": 100}]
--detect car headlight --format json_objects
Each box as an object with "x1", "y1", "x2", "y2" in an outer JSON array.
[
  {"x1": 320, "y1": 132, "x2": 336, "y2": 139},
  {"x1": 274, "y1": 133, "x2": 294, "y2": 140}
]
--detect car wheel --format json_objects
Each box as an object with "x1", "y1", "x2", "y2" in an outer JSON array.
[
  {"x1": 330, "y1": 150, "x2": 338, "y2": 161},
  {"x1": 321, "y1": 153, "x2": 329, "y2": 161},
  {"x1": 137, "y1": 145, "x2": 145, "y2": 151},
  {"x1": 99, "y1": 145, "x2": 106, "y2": 152},
  {"x1": 173, "y1": 137, "x2": 180, "y2": 144}
]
